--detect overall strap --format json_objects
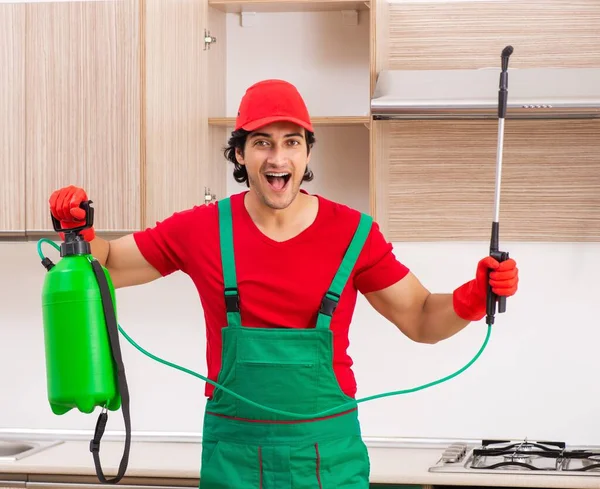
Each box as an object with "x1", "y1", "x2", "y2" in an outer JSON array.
[
  {"x1": 316, "y1": 213, "x2": 373, "y2": 330},
  {"x1": 218, "y1": 198, "x2": 242, "y2": 327}
]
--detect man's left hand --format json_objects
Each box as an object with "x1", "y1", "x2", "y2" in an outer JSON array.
[{"x1": 453, "y1": 256, "x2": 519, "y2": 321}]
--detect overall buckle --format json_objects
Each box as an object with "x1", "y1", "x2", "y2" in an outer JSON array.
[
  {"x1": 224, "y1": 287, "x2": 240, "y2": 313},
  {"x1": 319, "y1": 291, "x2": 340, "y2": 317}
]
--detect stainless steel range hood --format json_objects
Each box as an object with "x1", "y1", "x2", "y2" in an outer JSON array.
[{"x1": 371, "y1": 67, "x2": 600, "y2": 120}]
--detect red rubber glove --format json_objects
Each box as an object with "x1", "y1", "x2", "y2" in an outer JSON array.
[
  {"x1": 453, "y1": 256, "x2": 519, "y2": 321},
  {"x1": 48, "y1": 185, "x2": 96, "y2": 241}
]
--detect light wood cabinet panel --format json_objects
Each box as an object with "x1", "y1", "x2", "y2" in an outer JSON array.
[
  {"x1": 206, "y1": 5, "x2": 227, "y2": 205},
  {"x1": 375, "y1": 120, "x2": 600, "y2": 242},
  {"x1": 144, "y1": 0, "x2": 227, "y2": 228},
  {"x1": 369, "y1": 0, "x2": 388, "y2": 218},
  {"x1": 0, "y1": 4, "x2": 26, "y2": 235},
  {"x1": 25, "y1": 0, "x2": 141, "y2": 234},
  {"x1": 386, "y1": 0, "x2": 600, "y2": 70}
]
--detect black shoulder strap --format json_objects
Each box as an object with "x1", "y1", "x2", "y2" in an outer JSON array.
[{"x1": 90, "y1": 259, "x2": 131, "y2": 484}]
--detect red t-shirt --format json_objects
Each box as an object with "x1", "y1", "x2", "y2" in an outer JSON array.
[{"x1": 132, "y1": 191, "x2": 409, "y2": 398}]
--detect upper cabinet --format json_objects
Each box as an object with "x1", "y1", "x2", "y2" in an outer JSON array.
[
  {"x1": 3, "y1": 0, "x2": 375, "y2": 237},
  {"x1": 205, "y1": 0, "x2": 374, "y2": 214},
  {"x1": 0, "y1": 4, "x2": 26, "y2": 236},
  {"x1": 371, "y1": 0, "x2": 600, "y2": 242},
  {"x1": 143, "y1": 0, "x2": 225, "y2": 228},
  {"x1": 25, "y1": 0, "x2": 142, "y2": 234},
  {"x1": 9, "y1": 0, "x2": 225, "y2": 236},
  {"x1": 5, "y1": 0, "x2": 596, "y2": 242}
]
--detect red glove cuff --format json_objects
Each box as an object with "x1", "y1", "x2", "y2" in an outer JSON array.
[{"x1": 453, "y1": 279, "x2": 486, "y2": 322}]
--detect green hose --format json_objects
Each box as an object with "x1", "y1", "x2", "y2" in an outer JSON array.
[{"x1": 37, "y1": 239, "x2": 491, "y2": 419}]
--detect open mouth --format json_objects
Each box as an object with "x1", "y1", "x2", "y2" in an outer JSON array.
[{"x1": 264, "y1": 172, "x2": 291, "y2": 192}]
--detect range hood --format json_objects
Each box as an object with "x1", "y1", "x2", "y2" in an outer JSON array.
[{"x1": 371, "y1": 67, "x2": 600, "y2": 120}]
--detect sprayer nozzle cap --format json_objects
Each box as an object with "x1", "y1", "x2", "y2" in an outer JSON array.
[{"x1": 41, "y1": 257, "x2": 55, "y2": 271}]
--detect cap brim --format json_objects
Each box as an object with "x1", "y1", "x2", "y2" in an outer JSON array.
[{"x1": 240, "y1": 115, "x2": 314, "y2": 133}]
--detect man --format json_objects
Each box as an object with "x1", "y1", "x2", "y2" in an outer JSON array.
[{"x1": 49, "y1": 79, "x2": 519, "y2": 488}]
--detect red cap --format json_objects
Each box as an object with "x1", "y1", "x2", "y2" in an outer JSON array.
[{"x1": 235, "y1": 79, "x2": 314, "y2": 132}]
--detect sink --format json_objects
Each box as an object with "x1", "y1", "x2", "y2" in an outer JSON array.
[
  {"x1": 0, "y1": 439, "x2": 63, "y2": 461},
  {"x1": 0, "y1": 441, "x2": 35, "y2": 456}
]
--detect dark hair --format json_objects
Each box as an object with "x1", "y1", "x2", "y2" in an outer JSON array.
[{"x1": 223, "y1": 128, "x2": 316, "y2": 187}]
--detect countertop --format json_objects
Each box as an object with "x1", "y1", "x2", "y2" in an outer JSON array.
[{"x1": 0, "y1": 439, "x2": 599, "y2": 488}]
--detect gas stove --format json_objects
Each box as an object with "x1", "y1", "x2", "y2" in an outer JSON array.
[{"x1": 428, "y1": 439, "x2": 600, "y2": 477}]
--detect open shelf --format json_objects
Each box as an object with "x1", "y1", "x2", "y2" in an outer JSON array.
[
  {"x1": 209, "y1": 116, "x2": 370, "y2": 127},
  {"x1": 208, "y1": 0, "x2": 370, "y2": 13}
]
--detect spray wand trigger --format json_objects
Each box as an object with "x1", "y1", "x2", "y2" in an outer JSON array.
[{"x1": 486, "y1": 45, "x2": 513, "y2": 327}]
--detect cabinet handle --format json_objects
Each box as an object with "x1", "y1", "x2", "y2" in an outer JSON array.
[
  {"x1": 204, "y1": 29, "x2": 217, "y2": 50},
  {"x1": 204, "y1": 187, "x2": 216, "y2": 204}
]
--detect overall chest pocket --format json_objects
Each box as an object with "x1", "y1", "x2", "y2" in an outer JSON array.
[{"x1": 234, "y1": 330, "x2": 324, "y2": 419}]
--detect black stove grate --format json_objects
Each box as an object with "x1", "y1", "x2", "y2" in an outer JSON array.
[{"x1": 469, "y1": 439, "x2": 600, "y2": 472}]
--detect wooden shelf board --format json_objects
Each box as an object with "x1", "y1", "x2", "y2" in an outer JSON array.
[
  {"x1": 209, "y1": 116, "x2": 370, "y2": 126},
  {"x1": 208, "y1": 0, "x2": 369, "y2": 13}
]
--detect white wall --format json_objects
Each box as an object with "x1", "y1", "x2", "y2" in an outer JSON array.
[
  {"x1": 2, "y1": 9, "x2": 600, "y2": 449},
  {"x1": 2, "y1": 239, "x2": 600, "y2": 446}
]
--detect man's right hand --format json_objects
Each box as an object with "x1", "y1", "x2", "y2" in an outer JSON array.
[{"x1": 49, "y1": 185, "x2": 96, "y2": 241}]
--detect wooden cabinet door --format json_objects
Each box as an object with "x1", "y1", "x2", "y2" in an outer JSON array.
[
  {"x1": 143, "y1": 0, "x2": 225, "y2": 228},
  {"x1": 0, "y1": 4, "x2": 26, "y2": 235},
  {"x1": 25, "y1": 0, "x2": 142, "y2": 234}
]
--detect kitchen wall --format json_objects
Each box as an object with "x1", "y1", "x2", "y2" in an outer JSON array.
[
  {"x1": 3, "y1": 230, "x2": 600, "y2": 445},
  {"x1": 2, "y1": 0, "x2": 600, "y2": 449}
]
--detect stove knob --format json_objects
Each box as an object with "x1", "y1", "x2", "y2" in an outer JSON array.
[
  {"x1": 441, "y1": 443, "x2": 467, "y2": 463},
  {"x1": 441, "y1": 452, "x2": 459, "y2": 463}
]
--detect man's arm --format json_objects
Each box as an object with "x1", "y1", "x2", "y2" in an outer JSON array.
[
  {"x1": 49, "y1": 185, "x2": 165, "y2": 289},
  {"x1": 90, "y1": 235, "x2": 162, "y2": 289},
  {"x1": 364, "y1": 273, "x2": 469, "y2": 344},
  {"x1": 364, "y1": 257, "x2": 519, "y2": 344}
]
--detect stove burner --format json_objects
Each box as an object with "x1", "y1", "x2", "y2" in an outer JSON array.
[
  {"x1": 518, "y1": 443, "x2": 541, "y2": 452},
  {"x1": 469, "y1": 439, "x2": 600, "y2": 472},
  {"x1": 503, "y1": 453, "x2": 532, "y2": 464},
  {"x1": 430, "y1": 438, "x2": 600, "y2": 476},
  {"x1": 580, "y1": 455, "x2": 600, "y2": 471}
]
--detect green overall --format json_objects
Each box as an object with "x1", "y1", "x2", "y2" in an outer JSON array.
[{"x1": 199, "y1": 197, "x2": 373, "y2": 489}]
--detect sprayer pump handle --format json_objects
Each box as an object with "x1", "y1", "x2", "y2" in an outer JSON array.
[{"x1": 51, "y1": 200, "x2": 95, "y2": 234}]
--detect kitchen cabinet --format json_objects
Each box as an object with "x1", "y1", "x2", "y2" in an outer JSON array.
[
  {"x1": 24, "y1": 0, "x2": 142, "y2": 235},
  {"x1": 18, "y1": 0, "x2": 226, "y2": 234},
  {"x1": 149, "y1": 0, "x2": 599, "y2": 239},
  {"x1": 371, "y1": 0, "x2": 600, "y2": 241},
  {"x1": 204, "y1": 0, "x2": 377, "y2": 216},
  {"x1": 374, "y1": 119, "x2": 600, "y2": 242},
  {"x1": 0, "y1": 473, "x2": 26, "y2": 489},
  {"x1": 142, "y1": 0, "x2": 226, "y2": 227},
  {"x1": 0, "y1": 3, "x2": 26, "y2": 236},
  {"x1": 6, "y1": 0, "x2": 597, "y2": 240},
  {"x1": 3, "y1": 0, "x2": 382, "y2": 235}
]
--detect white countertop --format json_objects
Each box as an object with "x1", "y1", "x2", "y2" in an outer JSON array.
[{"x1": 0, "y1": 439, "x2": 599, "y2": 488}]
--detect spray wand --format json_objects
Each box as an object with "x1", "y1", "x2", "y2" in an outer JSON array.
[{"x1": 486, "y1": 45, "x2": 513, "y2": 326}]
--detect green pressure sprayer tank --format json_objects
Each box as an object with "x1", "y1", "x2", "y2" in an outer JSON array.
[{"x1": 39, "y1": 201, "x2": 131, "y2": 484}]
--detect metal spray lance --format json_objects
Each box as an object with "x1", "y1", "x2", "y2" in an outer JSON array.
[{"x1": 486, "y1": 45, "x2": 514, "y2": 326}]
